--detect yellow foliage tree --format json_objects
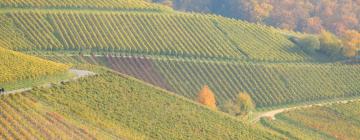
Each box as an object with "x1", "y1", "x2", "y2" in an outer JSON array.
[
  {"x1": 319, "y1": 30, "x2": 343, "y2": 58},
  {"x1": 342, "y1": 30, "x2": 360, "y2": 58},
  {"x1": 197, "y1": 85, "x2": 217, "y2": 110},
  {"x1": 222, "y1": 92, "x2": 255, "y2": 116},
  {"x1": 236, "y1": 92, "x2": 255, "y2": 113}
]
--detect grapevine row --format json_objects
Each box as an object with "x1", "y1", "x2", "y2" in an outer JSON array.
[
  {"x1": 2, "y1": 11, "x2": 316, "y2": 62},
  {"x1": 42, "y1": 54, "x2": 360, "y2": 108},
  {"x1": 0, "y1": 93, "x2": 95, "y2": 139},
  {"x1": 0, "y1": 0, "x2": 169, "y2": 12},
  {"x1": 0, "y1": 47, "x2": 69, "y2": 84}
]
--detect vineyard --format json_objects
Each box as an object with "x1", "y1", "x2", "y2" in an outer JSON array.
[
  {"x1": 260, "y1": 101, "x2": 360, "y2": 140},
  {"x1": 0, "y1": 0, "x2": 171, "y2": 12},
  {"x1": 154, "y1": 59, "x2": 360, "y2": 108},
  {"x1": 1, "y1": 0, "x2": 359, "y2": 139},
  {"x1": 0, "y1": 93, "x2": 103, "y2": 139},
  {"x1": 42, "y1": 54, "x2": 360, "y2": 108},
  {"x1": 214, "y1": 18, "x2": 309, "y2": 61},
  {"x1": 0, "y1": 47, "x2": 69, "y2": 84},
  {"x1": 0, "y1": 9, "x2": 314, "y2": 62},
  {"x1": 28, "y1": 69, "x2": 277, "y2": 139}
]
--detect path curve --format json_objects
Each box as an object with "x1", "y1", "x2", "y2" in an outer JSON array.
[
  {"x1": 252, "y1": 98, "x2": 360, "y2": 123},
  {"x1": 1, "y1": 69, "x2": 96, "y2": 95}
]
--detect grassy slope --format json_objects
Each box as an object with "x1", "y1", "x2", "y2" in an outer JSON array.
[
  {"x1": 0, "y1": 47, "x2": 70, "y2": 89},
  {"x1": 22, "y1": 66, "x2": 278, "y2": 140},
  {"x1": 259, "y1": 101, "x2": 360, "y2": 140}
]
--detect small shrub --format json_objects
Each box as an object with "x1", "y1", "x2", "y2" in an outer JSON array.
[
  {"x1": 222, "y1": 92, "x2": 255, "y2": 116},
  {"x1": 297, "y1": 36, "x2": 320, "y2": 55}
]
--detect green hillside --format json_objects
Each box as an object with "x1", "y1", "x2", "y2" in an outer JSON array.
[
  {"x1": 0, "y1": 66, "x2": 278, "y2": 139},
  {"x1": 0, "y1": 5, "x2": 312, "y2": 62},
  {"x1": 260, "y1": 101, "x2": 360, "y2": 140},
  {"x1": 42, "y1": 55, "x2": 360, "y2": 109},
  {"x1": 1, "y1": 0, "x2": 355, "y2": 109},
  {"x1": 0, "y1": 0, "x2": 359, "y2": 139},
  {"x1": 0, "y1": 93, "x2": 110, "y2": 139}
]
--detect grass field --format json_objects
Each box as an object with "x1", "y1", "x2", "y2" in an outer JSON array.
[{"x1": 259, "y1": 101, "x2": 360, "y2": 140}]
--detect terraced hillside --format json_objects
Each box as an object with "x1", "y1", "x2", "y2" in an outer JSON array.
[
  {"x1": 0, "y1": 6, "x2": 312, "y2": 62},
  {"x1": 0, "y1": 1, "x2": 360, "y2": 139},
  {"x1": 1, "y1": 0, "x2": 359, "y2": 109},
  {"x1": 0, "y1": 67, "x2": 278, "y2": 139},
  {"x1": 0, "y1": 93, "x2": 104, "y2": 140},
  {"x1": 42, "y1": 55, "x2": 360, "y2": 108},
  {"x1": 0, "y1": 0, "x2": 171, "y2": 12},
  {"x1": 260, "y1": 101, "x2": 360, "y2": 140},
  {"x1": 0, "y1": 47, "x2": 69, "y2": 87}
]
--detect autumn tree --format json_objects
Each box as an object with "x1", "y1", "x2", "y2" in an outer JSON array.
[
  {"x1": 302, "y1": 17, "x2": 323, "y2": 34},
  {"x1": 251, "y1": 1, "x2": 273, "y2": 22},
  {"x1": 341, "y1": 30, "x2": 360, "y2": 58},
  {"x1": 222, "y1": 92, "x2": 255, "y2": 116},
  {"x1": 319, "y1": 30, "x2": 344, "y2": 59},
  {"x1": 297, "y1": 35, "x2": 320, "y2": 55},
  {"x1": 197, "y1": 85, "x2": 217, "y2": 110},
  {"x1": 170, "y1": 0, "x2": 360, "y2": 39},
  {"x1": 236, "y1": 92, "x2": 255, "y2": 114}
]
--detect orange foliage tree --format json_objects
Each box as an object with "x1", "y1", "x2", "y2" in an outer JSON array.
[
  {"x1": 197, "y1": 85, "x2": 217, "y2": 110},
  {"x1": 342, "y1": 30, "x2": 360, "y2": 58}
]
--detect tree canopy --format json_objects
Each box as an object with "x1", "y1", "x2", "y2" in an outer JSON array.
[{"x1": 197, "y1": 85, "x2": 217, "y2": 110}]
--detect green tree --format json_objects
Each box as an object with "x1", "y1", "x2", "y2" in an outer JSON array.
[
  {"x1": 222, "y1": 92, "x2": 255, "y2": 116},
  {"x1": 319, "y1": 30, "x2": 344, "y2": 58},
  {"x1": 297, "y1": 36, "x2": 320, "y2": 55}
]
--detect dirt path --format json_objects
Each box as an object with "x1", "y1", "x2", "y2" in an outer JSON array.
[
  {"x1": 252, "y1": 98, "x2": 360, "y2": 123},
  {"x1": 0, "y1": 69, "x2": 95, "y2": 95}
]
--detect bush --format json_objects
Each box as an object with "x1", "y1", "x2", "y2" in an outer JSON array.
[
  {"x1": 297, "y1": 36, "x2": 320, "y2": 55},
  {"x1": 319, "y1": 31, "x2": 344, "y2": 58},
  {"x1": 222, "y1": 92, "x2": 255, "y2": 116}
]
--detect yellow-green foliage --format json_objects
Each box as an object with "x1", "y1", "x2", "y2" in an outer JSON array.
[
  {"x1": 0, "y1": 93, "x2": 110, "y2": 139},
  {"x1": 260, "y1": 101, "x2": 360, "y2": 140},
  {"x1": 0, "y1": 47, "x2": 69, "y2": 84},
  {"x1": 1, "y1": 9, "x2": 313, "y2": 61},
  {"x1": 155, "y1": 59, "x2": 360, "y2": 108},
  {"x1": 41, "y1": 55, "x2": 360, "y2": 109},
  {"x1": 0, "y1": 15, "x2": 32, "y2": 50},
  {"x1": 30, "y1": 70, "x2": 278, "y2": 139},
  {"x1": 0, "y1": 0, "x2": 170, "y2": 12}
]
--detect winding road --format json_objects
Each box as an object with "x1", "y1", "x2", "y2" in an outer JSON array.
[
  {"x1": 252, "y1": 98, "x2": 360, "y2": 123},
  {"x1": 0, "y1": 69, "x2": 96, "y2": 95}
]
